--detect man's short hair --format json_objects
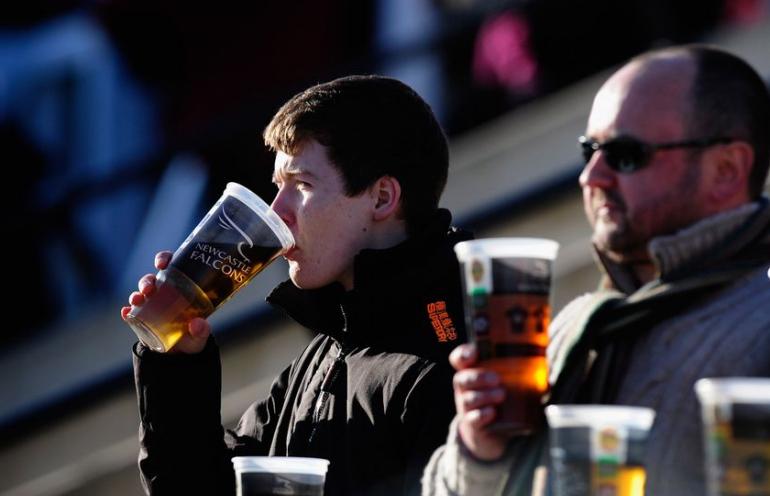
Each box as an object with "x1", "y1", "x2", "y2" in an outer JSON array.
[
  {"x1": 641, "y1": 45, "x2": 770, "y2": 199},
  {"x1": 264, "y1": 75, "x2": 449, "y2": 234}
]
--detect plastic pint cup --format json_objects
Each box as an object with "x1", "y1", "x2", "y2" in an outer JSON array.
[
  {"x1": 695, "y1": 378, "x2": 770, "y2": 496},
  {"x1": 545, "y1": 405, "x2": 656, "y2": 496},
  {"x1": 125, "y1": 182, "x2": 294, "y2": 352},
  {"x1": 454, "y1": 237, "x2": 559, "y2": 434},
  {"x1": 232, "y1": 457, "x2": 330, "y2": 496}
]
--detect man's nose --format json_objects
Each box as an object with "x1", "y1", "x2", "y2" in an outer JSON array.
[
  {"x1": 270, "y1": 188, "x2": 295, "y2": 227},
  {"x1": 579, "y1": 152, "x2": 616, "y2": 190}
]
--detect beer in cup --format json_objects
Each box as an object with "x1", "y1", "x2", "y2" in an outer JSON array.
[
  {"x1": 454, "y1": 237, "x2": 559, "y2": 434},
  {"x1": 232, "y1": 457, "x2": 329, "y2": 496},
  {"x1": 125, "y1": 182, "x2": 294, "y2": 352},
  {"x1": 695, "y1": 377, "x2": 770, "y2": 496},
  {"x1": 545, "y1": 405, "x2": 656, "y2": 496}
]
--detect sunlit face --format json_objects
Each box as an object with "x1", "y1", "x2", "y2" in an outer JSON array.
[
  {"x1": 270, "y1": 139, "x2": 374, "y2": 290},
  {"x1": 578, "y1": 57, "x2": 711, "y2": 263}
]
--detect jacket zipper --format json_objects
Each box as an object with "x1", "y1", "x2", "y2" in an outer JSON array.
[
  {"x1": 312, "y1": 346, "x2": 345, "y2": 422},
  {"x1": 308, "y1": 305, "x2": 349, "y2": 444}
]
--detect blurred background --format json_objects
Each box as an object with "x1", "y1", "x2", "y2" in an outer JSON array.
[{"x1": 1, "y1": 1, "x2": 768, "y2": 494}]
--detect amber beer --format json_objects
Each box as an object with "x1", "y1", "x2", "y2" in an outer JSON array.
[
  {"x1": 696, "y1": 378, "x2": 770, "y2": 496},
  {"x1": 454, "y1": 238, "x2": 559, "y2": 434},
  {"x1": 482, "y1": 293, "x2": 550, "y2": 432},
  {"x1": 545, "y1": 405, "x2": 656, "y2": 496},
  {"x1": 126, "y1": 183, "x2": 294, "y2": 352}
]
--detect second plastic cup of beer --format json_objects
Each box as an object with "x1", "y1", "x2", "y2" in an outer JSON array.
[
  {"x1": 695, "y1": 377, "x2": 770, "y2": 496},
  {"x1": 454, "y1": 237, "x2": 559, "y2": 434},
  {"x1": 232, "y1": 457, "x2": 330, "y2": 496},
  {"x1": 125, "y1": 182, "x2": 294, "y2": 352},
  {"x1": 545, "y1": 405, "x2": 656, "y2": 496}
]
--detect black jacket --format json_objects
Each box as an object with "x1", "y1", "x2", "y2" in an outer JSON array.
[{"x1": 133, "y1": 209, "x2": 471, "y2": 495}]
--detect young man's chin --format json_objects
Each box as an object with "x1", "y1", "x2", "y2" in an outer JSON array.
[
  {"x1": 288, "y1": 271, "x2": 323, "y2": 290},
  {"x1": 288, "y1": 270, "x2": 306, "y2": 289}
]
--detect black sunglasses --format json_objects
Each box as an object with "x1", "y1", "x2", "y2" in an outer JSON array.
[{"x1": 578, "y1": 135, "x2": 734, "y2": 173}]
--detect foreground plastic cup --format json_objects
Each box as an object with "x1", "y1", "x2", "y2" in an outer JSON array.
[
  {"x1": 126, "y1": 183, "x2": 294, "y2": 352},
  {"x1": 454, "y1": 238, "x2": 559, "y2": 434},
  {"x1": 232, "y1": 457, "x2": 330, "y2": 496},
  {"x1": 695, "y1": 378, "x2": 770, "y2": 496},
  {"x1": 545, "y1": 405, "x2": 655, "y2": 496}
]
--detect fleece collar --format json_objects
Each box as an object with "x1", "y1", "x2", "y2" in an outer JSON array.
[{"x1": 595, "y1": 197, "x2": 770, "y2": 294}]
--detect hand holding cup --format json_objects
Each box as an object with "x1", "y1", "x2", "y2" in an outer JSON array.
[
  {"x1": 450, "y1": 343, "x2": 511, "y2": 461},
  {"x1": 454, "y1": 238, "x2": 559, "y2": 435},
  {"x1": 121, "y1": 251, "x2": 211, "y2": 354}
]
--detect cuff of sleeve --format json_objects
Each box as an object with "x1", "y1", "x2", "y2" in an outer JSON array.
[
  {"x1": 133, "y1": 336, "x2": 222, "y2": 426},
  {"x1": 133, "y1": 336, "x2": 220, "y2": 384},
  {"x1": 441, "y1": 417, "x2": 513, "y2": 492}
]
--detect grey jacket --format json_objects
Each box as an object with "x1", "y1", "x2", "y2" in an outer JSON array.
[{"x1": 423, "y1": 200, "x2": 770, "y2": 496}]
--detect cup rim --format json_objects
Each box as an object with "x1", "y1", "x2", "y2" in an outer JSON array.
[
  {"x1": 454, "y1": 237, "x2": 559, "y2": 261},
  {"x1": 545, "y1": 404, "x2": 655, "y2": 430},
  {"x1": 231, "y1": 456, "x2": 330, "y2": 475},
  {"x1": 695, "y1": 377, "x2": 770, "y2": 404},
  {"x1": 224, "y1": 182, "x2": 294, "y2": 250}
]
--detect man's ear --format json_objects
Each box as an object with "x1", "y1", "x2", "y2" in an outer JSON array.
[
  {"x1": 707, "y1": 141, "x2": 753, "y2": 204},
  {"x1": 371, "y1": 176, "x2": 402, "y2": 221}
]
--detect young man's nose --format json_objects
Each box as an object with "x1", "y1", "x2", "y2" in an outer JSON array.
[{"x1": 270, "y1": 189, "x2": 296, "y2": 227}]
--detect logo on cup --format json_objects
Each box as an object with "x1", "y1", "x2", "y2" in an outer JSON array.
[
  {"x1": 471, "y1": 259, "x2": 485, "y2": 283},
  {"x1": 218, "y1": 209, "x2": 254, "y2": 263},
  {"x1": 599, "y1": 428, "x2": 620, "y2": 451}
]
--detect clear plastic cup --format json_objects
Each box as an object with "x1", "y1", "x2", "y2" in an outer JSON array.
[
  {"x1": 545, "y1": 405, "x2": 656, "y2": 496},
  {"x1": 126, "y1": 182, "x2": 293, "y2": 352},
  {"x1": 695, "y1": 377, "x2": 770, "y2": 496},
  {"x1": 232, "y1": 456, "x2": 330, "y2": 496},
  {"x1": 454, "y1": 237, "x2": 559, "y2": 434}
]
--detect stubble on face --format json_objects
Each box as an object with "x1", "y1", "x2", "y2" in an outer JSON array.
[
  {"x1": 585, "y1": 55, "x2": 707, "y2": 264},
  {"x1": 591, "y1": 158, "x2": 704, "y2": 263}
]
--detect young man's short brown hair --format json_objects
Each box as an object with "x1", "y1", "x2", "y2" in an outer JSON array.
[{"x1": 264, "y1": 75, "x2": 449, "y2": 234}]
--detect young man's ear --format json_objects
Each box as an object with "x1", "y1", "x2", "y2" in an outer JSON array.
[{"x1": 371, "y1": 176, "x2": 402, "y2": 221}]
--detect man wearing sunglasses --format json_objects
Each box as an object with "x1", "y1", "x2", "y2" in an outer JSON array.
[{"x1": 424, "y1": 44, "x2": 769, "y2": 496}]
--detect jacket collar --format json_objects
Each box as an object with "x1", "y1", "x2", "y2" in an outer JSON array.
[
  {"x1": 267, "y1": 209, "x2": 472, "y2": 349},
  {"x1": 596, "y1": 196, "x2": 770, "y2": 294}
]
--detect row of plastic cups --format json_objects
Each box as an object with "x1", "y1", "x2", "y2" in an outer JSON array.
[
  {"x1": 545, "y1": 377, "x2": 770, "y2": 496},
  {"x1": 229, "y1": 377, "x2": 768, "y2": 496}
]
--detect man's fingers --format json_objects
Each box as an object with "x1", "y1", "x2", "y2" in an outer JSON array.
[
  {"x1": 449, "y1": 343, "x2": 477, "y2": 370},
  {"x1": 168, "y1": 318, "x2": 211, "y2": 354},
  {"x1": 464, "y1": 406, "x2": 497, "y2": 429},
  {"x1": 188, "y1": 318, "x2": 211, "y2": 339},
  {"x1": 454, "y1": 369, "x2": 504, "y2": 417},
  {"x1": 129, "y1": 291, "x2": 145, "y2": 306},
  {"x1": 154, "y1": 251, "x2": 172, "y2": 270},
  {"x1": 138, "y1": 274, "x2": 156, "y2": 296},
  {"x1": 126, "y1": 252, "x2": 167, "y2": 320},
  {"x1": 453, "y1": 368, "x2": 501, "y2": 392},
  {"x1": 461, "y1": 388, "x2": 505, "y2": 411}
]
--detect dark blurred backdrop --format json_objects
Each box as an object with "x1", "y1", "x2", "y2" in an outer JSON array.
[{"x1": 1, "y1": 0, "x2": 764, "y2": 348}]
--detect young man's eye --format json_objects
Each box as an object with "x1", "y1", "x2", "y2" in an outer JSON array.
[{"x1": 297, "y1": 181, "x2": 312, "y2": 190}]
